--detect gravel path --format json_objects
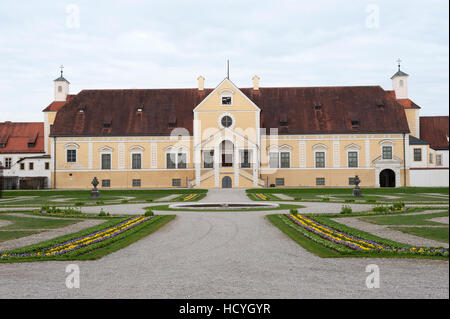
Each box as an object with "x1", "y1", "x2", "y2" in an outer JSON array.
[
  {"x1": 274, "y1": 194, "x2": 294, "y2": 200},
  {"x1": 154, "y1": 194, "x2": 179, "y2": 202},
  {"x1": 333, "y1": 217, "x2": 449, "y2": 248},
  {"x1": 0, "y1": 209, "x2": 448, "y2": 299},
  {"x1": 0, "y1": 219, "x2": 106, "y2": 251},
  {"x1": 429, "y1": 216, "x2": 449, "y2": 225}
]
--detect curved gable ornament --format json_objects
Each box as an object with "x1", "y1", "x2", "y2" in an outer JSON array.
[
  {"x1": 312, "y1": 143, "x2": 328, "y2": 150},
  {"x1": 98, "y1": 146, "x2": 114, "y2": 152},
  {"x1": 267, "y1": 144, "x2": 293, "y2": 151},
  {"x1": 379, "y1": 139, "x2": 394, "y2": 145},
  {"x1": 64, "y1": 143, "x2": 80, "y2": 150},
  {"x1": 129, "y1": 145, "x2": 145, "y2": 152}
]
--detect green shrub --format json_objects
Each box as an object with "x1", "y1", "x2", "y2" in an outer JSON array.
[
  {"x1": 365, "y1": 199, "x2": 376, "y2": 203},
  {"x1": 98, "y1": 209, "x2": 107, "y2": 217},
  {"x1": 294, "y1": 197, "x2": 302, "y2": 201},
  {"x1": 345, "y1": 199, "x2": 355, "y2": 203},
  {"x1": 373, "y1": 206, "x2": 390, "y2": 213},
  {"x1": 322, "y1": 197, "x2": 330, "y2": 202},
  {"x1": 146, "y1": 199, "x2": 153, "y2": 202},
  {"x1": 289, "y1": 209, "x2": 298, "y2": 215},
  {"x1": 144, "y1": 210, "x2": 154, "y2": 217},
  {"x1": 340, "y1": 205, "x2": 353, "y2": 214},
  {"x1": 121, "y1": 199, "x2": 129, "y2": 204},
  {"x1": 96, "y1": 200, "x2": 105, "y2": 205},
  {"x1": 391, "y1": 202, "x2": 405, "y2": 211},
  {"x1": 74, "y1": 202, "x2": 84, "y2": 206}
]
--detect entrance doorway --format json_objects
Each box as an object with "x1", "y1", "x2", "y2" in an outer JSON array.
[
  {"x1": 379, "y1": 169, "x2": 395, "y2": 187},
  {"x1": 220, "y1": 140, "x2": 233, "y2": 167},
  {"x1": 222, "y1": 176, "x2": 232, "y2": 188}
]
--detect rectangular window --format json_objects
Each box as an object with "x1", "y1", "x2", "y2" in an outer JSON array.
[
  {"x1": 172, "y1": 178, "x2": 181, "y2": 187},
  {"x1": 349, "y1": 177, "x2": 355, "y2": 185},
  {"x1": 413, "y1": 148, "x2": 422, "y2": 161},
  {"x1": 166, "y1": 153, "x2": 176, "y2": 169},
  {"x1": 316, "y1": 177, "x2": 325, "y2": 186},
  {"x1": 221, "y1": 96, "x2": 232, "y2": 105},
  {"x1": 269, "y1": 152, "x2": 279, "y2": 168},
  {"x1": 29, "y1": 162, "x2": 34, "y2": 170},
  {"x1": 67, "y1": 149, "x2": 77, "y2": 163},
  {"x1": 241, "y1": 150, "x2": 251, "y2": 168},
  {"x1": 280, "y1": 152, "x2": 290, "y2": 168},
  {"x1": 429, "y1": 153, "x2": 433, "y2": 164},
  {"x1": 132, "y1": 153, "x2": 142, "y2": 169},
  {"x1": 436, "y1": 155, "x2": 442, "y2": 166},
  {"x1": 315, "y1": 152, "x2": 325, "y2": 168},
  {"x1": 203, "y1": 150, "x2": 214, "y2": 169},
  {"x1": 45, "y1": 162, "x2": 50, "y2": 170},
  {"x1": 101, "y1": 153, "x2": 111, "y2": 170},
  {"x1": 5, "y1": 158, "x2": 11, "y2": 168},
  {"x1": 382, "y1": 146, "x2": 392, "y2": 159},
  {"x1": 102, "y1": 179, "x2": 110, "y2": 187},
  {"x1": 20, "y1": 163, "x2": 25, "y2": 170},
  {"x1": 348, "y1": 151, "x2": 358, "y2": 167},
  {"x1": 276, "y1": 178, "x2": 285, "y2": 186},
  {"x1": 177, "y1": 153, "x2": 187, "y2": 169},
  {"x1": 132, "y1": 179, "x2": 141, "y2": 187}
]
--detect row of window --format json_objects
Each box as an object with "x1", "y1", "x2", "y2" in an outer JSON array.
[
  {"x1": 272, "y1": 177, "x2": 358, "y2": 187},
  {"x1": 413, "y1": 148, "x2": 444, "y2": 165},
  {"x1": 100, "y1": 179, "x2": 182, "y2": 187}
]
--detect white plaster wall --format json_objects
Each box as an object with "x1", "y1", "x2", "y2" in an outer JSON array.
[
  {"x1": 410, "y1": 169, "x2": 449, "y2": 187},
  {"x1": 0, "y1": 154, "x2": 51, "y2": 179}
]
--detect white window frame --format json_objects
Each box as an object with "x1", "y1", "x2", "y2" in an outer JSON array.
[
  {"x1": 130, "y1": 152, "x2": 143, "y2": 170},
  {"x1": 219, "y1": 89, "x2": 234, "y2": 106},
  {"x1": 165, "y1": 146, "x2": 189, "y2": 169},
  {"x1": 65, "y1": 143, "x2": 79, "y2": 163},
  {"x1": 314, "y1": 150, "x2": 326, "y2": 168},
  {"x1": 379, "y1": 140, "x2": 394, "y2": 160}
]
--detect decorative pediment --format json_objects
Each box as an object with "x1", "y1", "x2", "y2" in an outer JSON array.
[
  {"x1": 379, "y1": 139, "x2": 394, "y2": 145},
  {"x1": 98, "y1": 146, "x2": 113, "y2": 152},
  {"x1": 345, "y1": 143, "x2": 361, "y2": 150},
  {"x1": 312, "y1": 143, "x2": 328, "y2": 150},
  {"x1": 267, "y1": 144, "x2": 293, "y2": 151},
  {"x1": 372, "y1": 155, "x2": 403, "y2": 165},
  {"x1": 128, "y1": 145, "x2": 144, "y2": 152},
  {"x1": 64, "y1": 143, "x2": 80, "y2": 149}
]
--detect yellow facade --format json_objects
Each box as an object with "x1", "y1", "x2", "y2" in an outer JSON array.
[{"x1": 48, "y1": 79, "x2": 411, "y2": 189}]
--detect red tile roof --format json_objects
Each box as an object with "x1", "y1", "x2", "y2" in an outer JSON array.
[
  {"x1": 420, "y1": 116, "x2": 449, "y2": 150},
  {"x1": 50, "y1": 86, "x2": 410, "y2": 137},
  {"x1": 396, "y1": 98, "x2": 421, "y2": 109},
  {"x1": 0, "y1": 122, "x2": 45, "y2": 154},
  {"x1": 42, "y1": 95, "x2": 75, "y2": 112}
]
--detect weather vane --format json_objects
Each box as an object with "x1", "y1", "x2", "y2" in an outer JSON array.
[
  {"x1": 396, "y1": 58, "x2": 402, "y2": 71},
  {"x1": 60, "y1": 65, "x2": 64, "y2": 77}
]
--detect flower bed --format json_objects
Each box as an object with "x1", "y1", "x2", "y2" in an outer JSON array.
[
  {"x1": 183, "y1": 194, "x2": 198, "y2": 201},
  {"x1": 0, "y1": 216, "x2": 153, "y2": 259},
  {"x1": 287, "y1": 213, "x2": 448, "y2": 257},
  {"x1": 255, "y1": 193, "x2": 267, "y2": 201}
]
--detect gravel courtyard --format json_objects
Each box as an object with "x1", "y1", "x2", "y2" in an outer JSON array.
[{"x1": 0, "y1": 190, "x2": 448, "y2": 299}]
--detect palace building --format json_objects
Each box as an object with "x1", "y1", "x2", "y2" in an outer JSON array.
[{"x1": 1, "y1": 65, "x2": 448, "y2": 189}]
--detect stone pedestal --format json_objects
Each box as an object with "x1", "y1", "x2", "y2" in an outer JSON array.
[
  {"x1": 91, "y1": 190, "x2": 100, "y2": 199},
  {"x1": 352, "y1": 186, "x2": 361, "y2": 197}
]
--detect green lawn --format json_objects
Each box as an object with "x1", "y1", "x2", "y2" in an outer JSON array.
[
  {"x1": 0, "y1": 214, "x2": 81, "y2": 230},
  {"x1": 391, "y1": 226, "x2": 449, "y2": 243},
  {"x1": 359, "y1": 211, "x2": 449, "y2": 226},
  {"x1": 247, "y1": 187, "x2": 449, "y2": 203},
  {"x1": 268, "y1": 213, "x2": 448, "y2": 260},
  {"x1": 0, "y1": 214, "x2": 175, "y2": 263},
  {"x1": 0, "y1": 189, "x2": 207, "y2": 207},
  {"x1": 0, "y1": 230, "x2": 40, "y2": 243}
]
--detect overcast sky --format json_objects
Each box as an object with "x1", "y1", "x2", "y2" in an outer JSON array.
[{"x1": 0, "y1": 0, "x2": 448, "y2": 122}]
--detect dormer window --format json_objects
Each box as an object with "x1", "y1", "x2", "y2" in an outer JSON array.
[
  {"x1": 377, "y1": 104, "x2": 385, "y2": 110},
  {"x1": 0, "y1": 143, "x2": 5, "y2": 148},
  {"x1": 137, "y1": 106, "x2": 143, "y2": 112},
  {"x1": 314, "y1": 105, "x2": 322, "y2": 111},
  {"x1": 103, "y1": 123, "x2": 111, "y2": 129},
  {"x1": 351, "y1": 120, "x2": 360, "y2": 128},
  {"x1": 221, "y1": 96, "x2": 232, "y2": 105},
  {"x1": 28, "y1": 142, "x2": 35, "y2": 148},
  {"x1": 78, "y1": 109, "x2": 84, "y2": 113}
]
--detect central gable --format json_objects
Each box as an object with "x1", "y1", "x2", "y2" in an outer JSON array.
[{"x1": 194, "y1": 78, "x2": 260, "y2": 112}]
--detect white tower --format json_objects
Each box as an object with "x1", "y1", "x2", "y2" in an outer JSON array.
[
  {"x1": 391, "y1": 59, "x2": 409, "y2": 99},
  {"x1": 54, "y1": 65, "x2": 70, "y2": 101}
]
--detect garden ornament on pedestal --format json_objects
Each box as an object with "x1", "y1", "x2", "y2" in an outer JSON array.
[
  {"x1": 352, "y1": 175, "x2": 362, "y2": 197},
  {"x1": 91, "y1": 177, "x2": 100, "y2": 199}
]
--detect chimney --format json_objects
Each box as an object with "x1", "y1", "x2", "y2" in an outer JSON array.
[
  {"x1": 252, "y1": 75, "x2": 260, "y2": 91},
  {"x1": 197, "y1": 76, "x2": 205, "y2": 91}
]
